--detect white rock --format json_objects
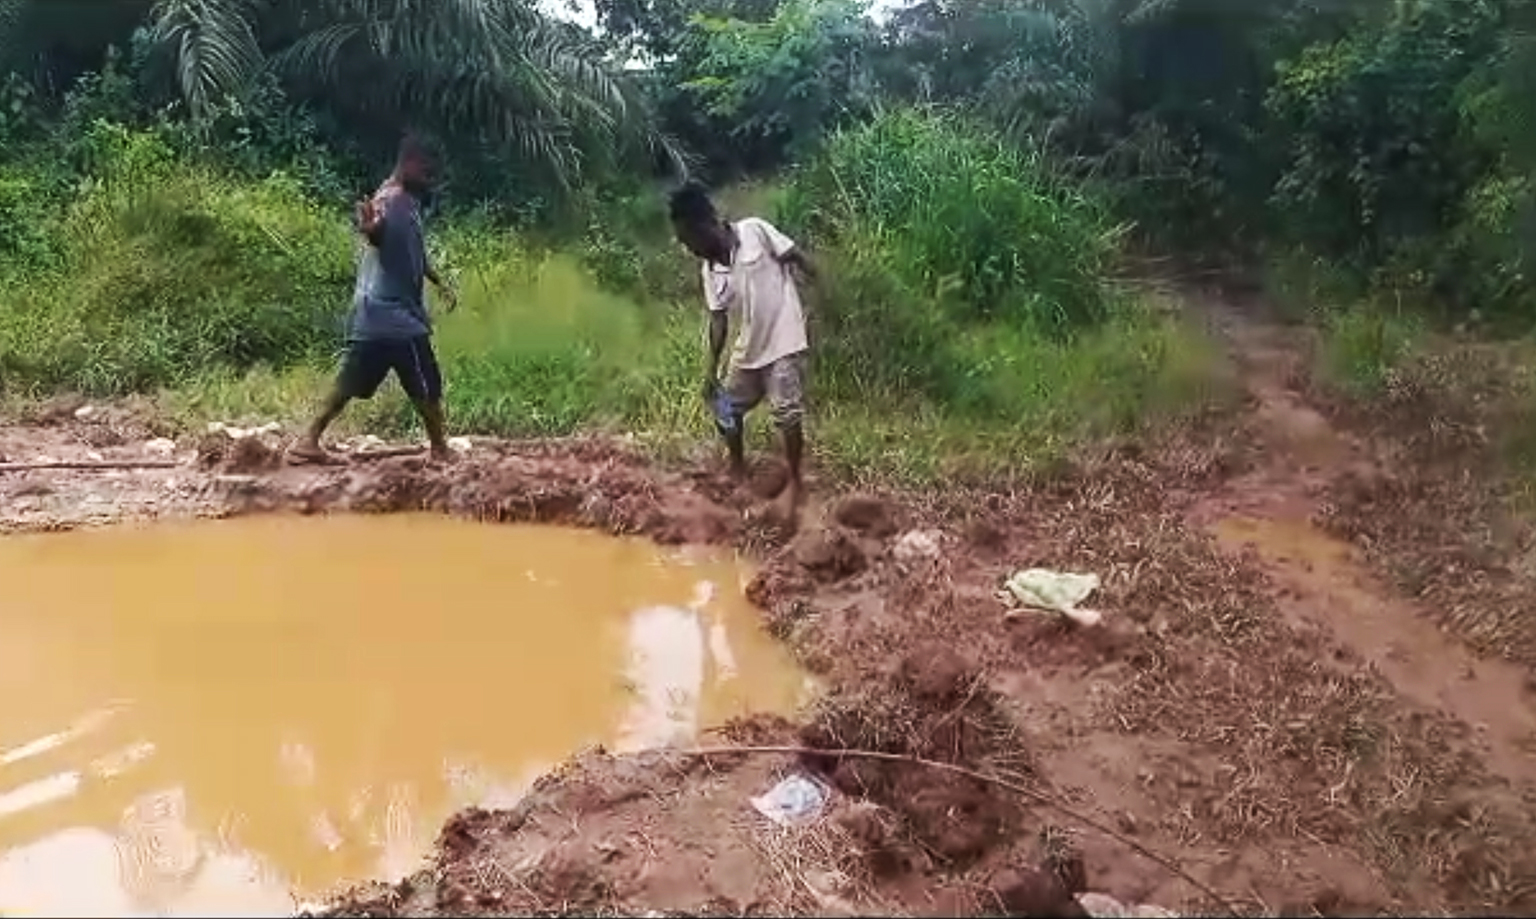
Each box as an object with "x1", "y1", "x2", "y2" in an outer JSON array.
[
  {"x1": 448, "y1": 436, "x2": 473, "y2": 454},
  {"x1": 894, "y1": 529, "x2": 944, "y2": 562},
  {"x1": 206, "y1": 421, "x2": 227, "y2": 435},
  {"x1": 73, "y1": 405, "x2": 96, "y2": 420},
  {"x1": 1077, "y1": 893, "x2": 1178, "y2": 919},
  {"x1": 1079, "y1": 893, "x2": 1130, "y2": 918},
  {"x1": 85, "y1": 451, "x2": 104, "y2": 463},
  {"x1": 144, "y1": 438, "x2": 176, "y2": 457}
]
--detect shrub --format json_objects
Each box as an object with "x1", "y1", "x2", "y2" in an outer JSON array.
[
  {"x1": 780, "y1": 108, "x2": 1121, "y2": 335},
  {"x1": 0, "y1": 123, "x2": 353, "y2": 395}
]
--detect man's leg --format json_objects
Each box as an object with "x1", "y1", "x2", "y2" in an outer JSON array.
[
  {"x1": 398, "y1": 336, "x2": 452, "y2": 461},
  {"x1": 414, "y1": 399, "x2": 450, "y2": 461},
  {"x1": 292, "y1": 343, "x2": 383, "y2": 461},
  {"x1": 767, "y1": 353, "x2": 808, "y2": 512},
  {"x1": 294, "y1": 386, "x2": 350, "y2": 456},
  {"x1": 721, "y1": 368, "x2": 764, "y2": 480}
]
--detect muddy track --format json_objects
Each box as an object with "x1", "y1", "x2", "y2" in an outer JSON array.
[{"x1": 5, "y1": 289, "x2": 1536, "y2": 917}]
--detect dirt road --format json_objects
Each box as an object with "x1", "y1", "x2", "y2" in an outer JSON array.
[{"x1": 3, "y1": 288, "x2": 1536, "y2": 917}]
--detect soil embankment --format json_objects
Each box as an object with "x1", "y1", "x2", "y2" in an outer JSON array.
[{"x1": 3, "y1": 288, "x2": 1536, "y2": 916}]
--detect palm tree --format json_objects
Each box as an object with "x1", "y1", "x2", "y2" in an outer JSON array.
[{"x1": 1, "y1": 0, "x2": 682, "y2": 188}]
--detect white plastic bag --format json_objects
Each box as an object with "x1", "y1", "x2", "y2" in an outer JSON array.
[
  {"x1": 750, "y1": 774, "x2": 829, "y2": 826},
  {"x1": 1002, "y1": 569, "x2": 1103, "y2": 626}
]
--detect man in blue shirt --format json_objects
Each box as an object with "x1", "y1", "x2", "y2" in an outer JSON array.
[{"x1": 290, "y1": 135, "x2": 458, "y2": 465}]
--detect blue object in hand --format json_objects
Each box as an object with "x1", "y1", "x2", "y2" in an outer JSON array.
[{"x1": 711, "y1": 386, "x2": 738, "y2": 434}]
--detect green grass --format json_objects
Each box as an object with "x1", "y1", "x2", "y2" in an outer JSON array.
[
  {"x1": 0, "y1": 119, "x2": 1231, "y2": 486},
  {"x1": 158, "y1": 249, "x2": 1227, "y2": 485},
  {"x1": 1314, "y1": 305, "x2": 1425, "y2": 399}
]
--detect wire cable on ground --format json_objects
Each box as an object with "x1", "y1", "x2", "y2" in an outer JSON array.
[
  {"x1": 643, "y1": 744, "x2": 1240, "y2": 917},
  {"x1": 0, "y1": 460, "x2": 180, "y2": 472}
]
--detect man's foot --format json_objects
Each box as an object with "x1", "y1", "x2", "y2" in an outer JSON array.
[
  {"x1": 727, "y1": 459, "x2": 748, "y2": 482},
  {"x1": 287, "y1": 441, "x2": 347, "y2": 467}
]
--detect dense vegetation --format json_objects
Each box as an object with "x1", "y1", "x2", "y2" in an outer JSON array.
[{"x1": 0, "y1": 0, "x2": 1531, "y2": 480}]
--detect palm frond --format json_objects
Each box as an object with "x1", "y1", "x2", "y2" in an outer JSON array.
[
  {"x1": 268, "y1": 0, "x2": 672, "y2": 190},
  {"x1": 150, "y1": 0, "x2": 263, "y2": 119},
  {"x1": 1124, "y1": 0, "x2": 1186, "y2": 26}
]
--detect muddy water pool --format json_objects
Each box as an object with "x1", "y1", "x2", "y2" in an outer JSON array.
[{"x1": 0, "y1": 514, "x2": 810, "y2": 916}]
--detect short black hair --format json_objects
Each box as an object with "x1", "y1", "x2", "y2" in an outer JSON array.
[
  {"x1": 398, "y1": 132, "x2": 435, "y2": 166},
  {"x1": 668, "y1": 182, "x2": 717, "y2": 226}
]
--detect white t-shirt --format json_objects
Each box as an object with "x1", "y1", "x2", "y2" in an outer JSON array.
[{"x1": 701, "y1": 217, "x2": 809, "y2": 371}]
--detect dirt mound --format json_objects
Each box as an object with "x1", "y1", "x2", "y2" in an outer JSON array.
[
  {"x1": 791, "y1": 525, "x2": 867, "y2": 582},
  {"x1": 798, "y1": 649, "x2": 1027, "y2": 866},
  {"x1": 197, "y1": 431, "x2": 284, "y2": 473},
  {"x1": 832, "y1": 493, "x2": 900, "y2": 538},
  {"x1": 988, "y1": 867, "x2": 1087, "y2": 917},
  {"x1": 214, "y1": 443, "x2": 742, "y2": 547}
]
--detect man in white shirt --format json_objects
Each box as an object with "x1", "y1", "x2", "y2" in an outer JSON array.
[{"x1": 669, "y1": 183, "x2": 817, "y2": 516}]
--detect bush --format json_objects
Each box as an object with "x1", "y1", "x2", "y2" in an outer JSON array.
[
  {"x1": 1316, "y1": 306, "x2": 1425, "y2": 400},
  {"x1": 780, "y1": 108, "x2": 1121, "y2": 335},
  {"x1": 0, "y1": 123, "x2": 353, "y2": 395},
  {"x1": 1265, "y1": 0, "x2": 1506, "y2": 315}
]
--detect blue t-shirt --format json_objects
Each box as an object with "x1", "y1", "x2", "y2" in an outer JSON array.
[{"x1": 349, "y1": 183, "x2": 430, "y2": 341}]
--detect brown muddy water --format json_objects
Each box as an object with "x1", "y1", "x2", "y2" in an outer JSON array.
[{"x1": 0, "y1": 514, "x2": 810, "y2": 917}]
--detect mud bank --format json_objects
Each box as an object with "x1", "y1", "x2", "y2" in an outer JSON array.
[{"x1": 6, "y1": 399, "x2": 1536, "y2": 917}]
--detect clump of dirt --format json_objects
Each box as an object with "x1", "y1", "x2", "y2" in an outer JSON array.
[
  {"x1": 791, "y1": 525, "x2": 867, "y2": 582},
  {"x1": 832, "y1": 493, "x2": 900, "y2": 538},
  {"x1": 797, "y1": 647, "x2": 1027, "y2": 867},
  {"x1": 21, "y1": 394, "x2": 90, "y2": 425},
  {"x1": 986, "y1": 867, "x2": 1087, "y2": 917},
  {"x1": 197, "y1": 430, "x2": 284, "y2": 473}
]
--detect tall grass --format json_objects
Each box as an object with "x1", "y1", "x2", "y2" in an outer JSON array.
[
  {"x1": 781, "y1": 109, "x2": 1122, "y2": 334},
  {"x1": 768, "y1": 108, "x2": 1222, "y2": 477},
  {"x1": 0, "y1": 124, "x2": 351, "y2": 395},
  {"x1": 1, "y1": 117, "x2": 1227, "y2": 484}
]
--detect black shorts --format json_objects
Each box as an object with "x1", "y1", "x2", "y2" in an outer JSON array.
[{"x1": 336, "y1": 336, "x2": 443, "y2": 402}]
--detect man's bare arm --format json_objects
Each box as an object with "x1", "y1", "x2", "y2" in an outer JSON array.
[
  {"x1": 778, "y1": 247, "x2": 818, "y2": 283},
  {"x1": 707, "y1": 310, "x2": 729, "y2": 387}
]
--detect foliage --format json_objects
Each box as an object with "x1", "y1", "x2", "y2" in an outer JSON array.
[
  {"x1": 1315, "y1": 304, "x2": 1424, "y2": 400},
  {"x1": 1, "y1": 0, "x2": 678, "y2": 196},
  {"x1": 0, "y1": 125, "x2": 352, "y2": 395},
  {"x1": 782, "y1": 109, "x2": 1119, "y2": 335},
  {"x1": 677, "y1": 0, "x2": 877, "y2": 171},
  {"x1": 6, "y1": 0, "x2": 1536, "y2": 481},
  {"x1": 1266, "y1": 0, "x2": 1503, "y2": 261}
]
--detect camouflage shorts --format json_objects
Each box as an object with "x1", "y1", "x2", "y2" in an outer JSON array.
[{"x1": 725, "y1": 351, "x2": 807, "y2": 427}]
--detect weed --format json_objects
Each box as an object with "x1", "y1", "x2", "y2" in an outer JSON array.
[{"x1": 1315, "y1": 306, "x2": 1423, "y2": 399}]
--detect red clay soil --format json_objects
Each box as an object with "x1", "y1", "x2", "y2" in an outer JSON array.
[{"x1": 7, "y1": 293, "x2": 1536, "y2": 917}]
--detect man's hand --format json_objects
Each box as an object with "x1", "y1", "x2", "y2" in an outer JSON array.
[
  {"x1": 354, "y1": 196, "x2": 382, "y2": 238},
  {"x1": 780, "y1": 249, "x2": 818, "y2": 285}
]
